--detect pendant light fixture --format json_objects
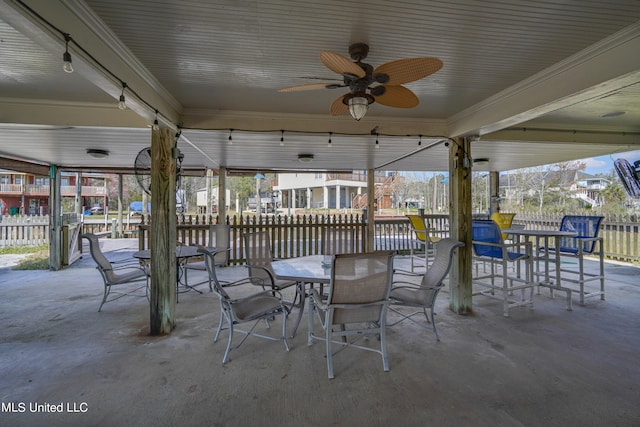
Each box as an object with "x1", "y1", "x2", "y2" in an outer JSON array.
[{"x1": 62, "y1": 33, "x2": 73, "y2": 73}]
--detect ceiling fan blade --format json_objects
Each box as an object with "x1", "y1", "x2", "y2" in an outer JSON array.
[
  {"x1": 330, "y1": 94, "x2": 348, "y2": 116},
  {"x1": 374, "y1": 57, "x2": 443, "y2": 85},
  {"x1": 278, "y1": 83, "x2": 337, "y2": 92},
  {"x1": 373, "y1": 85, "x2": 419, "y2": 108},
  {"x1": 320, "y1": 51, "x2": 366, "y2": 78}
]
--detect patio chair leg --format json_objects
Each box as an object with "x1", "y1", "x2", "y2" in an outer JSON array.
[{"x1": 98, "y1": 285, "x2": 110, "y2": 312}]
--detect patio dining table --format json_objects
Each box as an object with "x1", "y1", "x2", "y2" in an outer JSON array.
[
  {"x1": 271, "y1": 254, "x2": 332, "y2": 338},
  {"x1": 132, "y1": 245, "x2": 216, "y2": 301},
  {"x1": 503, "y1": 228, "x2": 577, "y2": 310}
]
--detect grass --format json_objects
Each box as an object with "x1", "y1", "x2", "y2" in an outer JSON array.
[{"x1": 0, "y1": 245, "x2": 50, "y2": 270}]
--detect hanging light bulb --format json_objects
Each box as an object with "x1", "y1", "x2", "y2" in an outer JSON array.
[
  {"x1": 118, "y1": 83, "x2": 127, "y2": 110},
  {"x1": 62, "y1": 33, "x2": 73, "y2": 73},
  {"x1": 152, "y1": 110, "x2": 159, "y2": 129},
  {"x1": 228, "y1": 129, "x2": 233, "y2": 145},
  {"x1": 418, "y1": 135, "x2": 422, "y2": 146},
  {"x1": 375, "y1": 133, "x2": 380, "y2": 149},
  {"x1": 280, "y1": 130, "x2": 285, "y2": 146},
  {"x1": 327, "y1": 132, "x2": 332, "y2": 148}
]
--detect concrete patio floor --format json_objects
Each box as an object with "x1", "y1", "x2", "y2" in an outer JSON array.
[{"x1": 1, "y1": 238, "x2": 639, "y2": 426}]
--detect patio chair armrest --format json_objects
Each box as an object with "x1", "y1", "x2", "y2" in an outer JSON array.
[
  {"x1": 309, "y1": 288, "x2": 327, "y2": 309},
  {"x1": 471, "y1": 240, "x2": 503, "y2": 248},
  {"x1": 392, "y1": 284, "x2": 439, "y2": 292},
  {"x1": 330, "y1": 301, "x2": 388, "y2": 310},
  {"x1": 393, "y1": 269, "x2": 423, "y2": 277},
  {"x1": 574, "y1": 236, "x2": 602, "y2": 243},
  {"x1": 230, "y1": 289, "x2": 284, "y2": 304},
  {"x1": 226, "y1": 270, "x2": 266, "y2": 288},
  {"x1": 391, "y1": 280, "x2": 422, "y2": 289}
]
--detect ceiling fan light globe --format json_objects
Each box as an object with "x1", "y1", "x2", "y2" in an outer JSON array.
[{"x1": 348, "y1": 96, "x2": 369, "y2": 121}]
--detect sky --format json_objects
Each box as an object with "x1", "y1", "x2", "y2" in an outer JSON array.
[{"x1": 579, "y1": 149, "x2": 640, "y2": 175}]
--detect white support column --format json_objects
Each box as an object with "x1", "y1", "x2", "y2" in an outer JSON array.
[
  {"x1": 323, "y1": 186, "x2": 329, "y2": 210},
  {"x1": 306, "y1": 187, "x2": 312, "y2": 209},
  {"x1": 205, "y1": 168, "x2": 213, "y2": 218},
  {"x1": 335, "y1": 184, "x2": 341, "y2": 210},
  {"x1": 292, "y1": 189, "x2": 296, "y2": 209}
]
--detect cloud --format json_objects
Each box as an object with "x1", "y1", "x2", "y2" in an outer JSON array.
[{"x1": 583, "y1": 157, "x2": 608, "y2": 170}]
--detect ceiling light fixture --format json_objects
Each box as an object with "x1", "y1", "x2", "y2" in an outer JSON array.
[
  {"x1": 473, "y1": 157, "x2": 490, "y2": 165},
  {"x1": 601, "y1": 111, "x2": 626, "y2": 118},
  {"x1": 328, "y1": 132, "x2": 332, "y2": 148},
  {"x1": 298, "y1": 153, "x2": 314, "y2": 163},
  {"x1": 280, "y1": 130, "x2": 285, "y2": 146},
  {"x1": 62, "y1": 33, "x2": 73, "y2": 73},
  {"x1": 345, "y1": 93, "x2": 374, "y2": 121},
  {"x1": 228, "y1": 129, "x2": 233, "y2": 145},
  {"x1": 86, "y1": 149, "x2": 109, "y2": 159},
  {"x1": 118, "y1": 82, "x2": 127, "y2": 110}
]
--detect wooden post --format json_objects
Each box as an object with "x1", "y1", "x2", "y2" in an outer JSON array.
[
  {"x1": 117, "y1": 174, "x2": 123, "y2": 237},
  {"x1": 48, "y1": 165, "x2": 63, "y2": 271},
  {"x1": 218, "y1": 167, "x2": 227, "y2": 221},
  {"x1": 448, "y1": 137, "x2": 473, "y2": 314},
  {"x1": 366, "y1": 168, "x2": 375, "y2": 252},
  {"x1": 149, "y1": 127, "x2": 177, "y2": 335},
  {"x1": 489, "y1": 170, "x2": 500, "y2": 215},
  {"x1": 75, "y1": 172, "x2": 82, "y2": 215}
]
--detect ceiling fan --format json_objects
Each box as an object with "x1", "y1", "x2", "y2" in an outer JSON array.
[{"x1": 278, "y1": 43, "x2": 443, "y2": 121}]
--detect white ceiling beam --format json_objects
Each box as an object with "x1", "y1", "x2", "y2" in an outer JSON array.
[
  {"x1": 0, "y1": 97, "x2": 148, "y2": 127},
  {"x1": 0, "y1": 0, "x2": 181, "y2": 128},
  {"x1": 447, "y1": 22, "x2": 640, "y2": 138}
]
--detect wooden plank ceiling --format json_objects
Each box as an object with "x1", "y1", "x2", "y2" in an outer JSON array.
[{"x1": 0, "y1": 0, "x2": 638, "y2": 173}]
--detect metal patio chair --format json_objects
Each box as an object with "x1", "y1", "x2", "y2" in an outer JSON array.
[
  {"x1": 406, "y1": 214, "x2": 441, "y2": 272},
  {"x1": 540, "y1": 215, "x2": 605, "y2": 305},
  {"x1": 83, "y1": 233, "x2": 149, "y2": 312},
  {"x1": 184, "y1": 224, "x2": 231, "y2": 290},
  {"x1": 471, "y1": 220, "x2": 534, "y2": 316},
  {"x1": 308, "y1": 250, "x2": 395, "y2": 379},
  {"x1": 199, "y1": 247, "x2": 290, "y2": 364},
  {"x1": 490, "y1": 212, "x2": 516, "y2": 240},
  {"x1": 389, "y1": 238, "x2": 464, "y2": 341}
]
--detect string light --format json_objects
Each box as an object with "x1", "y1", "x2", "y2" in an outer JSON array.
[
  {"x1": 418, "y1": 135, "x2": 422, "y2": 146},
  {"x1": 13, "y1": 1, "x2": 185, "y2": 131},
  {"x1": 228, "y1": 129, "x2": 233, "y2": 145},
  {"x1": 280, "y1": 130, "x2": 285, "y2": 146},
  {"x1": 118, "y1": 82, "x2": 127, "y2": 110},
  {"x1": 375, "y1": 133, "x2": 379, "y2": 149},
  {"x1": 62, "y1": 33, "x2": 73, "y2": 73},
  {"x1": 328, "y1": 132, "x2": 332, "y2": 148}
]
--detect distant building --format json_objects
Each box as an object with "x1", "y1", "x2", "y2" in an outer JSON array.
[
  {"x1": 196, "y1": 187, "x2": 230, "y2": 214},
  {"x1": 274, "y1": 171, "x2": 394, "y2": 211},
  {"x1": 0, "y1": 170, "x2": 107, "y2": 216}
]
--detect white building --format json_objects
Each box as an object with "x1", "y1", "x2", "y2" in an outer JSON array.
[
  {"x1": 274, "y1": 171, "x2": 391, "y2": 211},
  {"x1": 196, "y1": 187, "x2": 230, "y2": 214}
]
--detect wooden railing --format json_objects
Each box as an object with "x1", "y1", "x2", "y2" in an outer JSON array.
[
  {"x1": 513, "y1": 212, "x2": 640, "y2": 262},
  {"x1": 2, "y1": 212, "x2": 638, "y2": 263},
  {"x1": 0, "y1": 216, "x2": 49, "y2": 247},
  {"x1": 138, "y1": 214, "x2": 369, "y2": 264}
]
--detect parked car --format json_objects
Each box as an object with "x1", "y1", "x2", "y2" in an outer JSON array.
[{"x1": 89, "y1": 206, "x2": 103, "y2": 215}]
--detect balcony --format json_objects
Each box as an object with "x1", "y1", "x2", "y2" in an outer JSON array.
[{"x1": 0, "y1": 184, "x2": 106, "y2": 197}]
